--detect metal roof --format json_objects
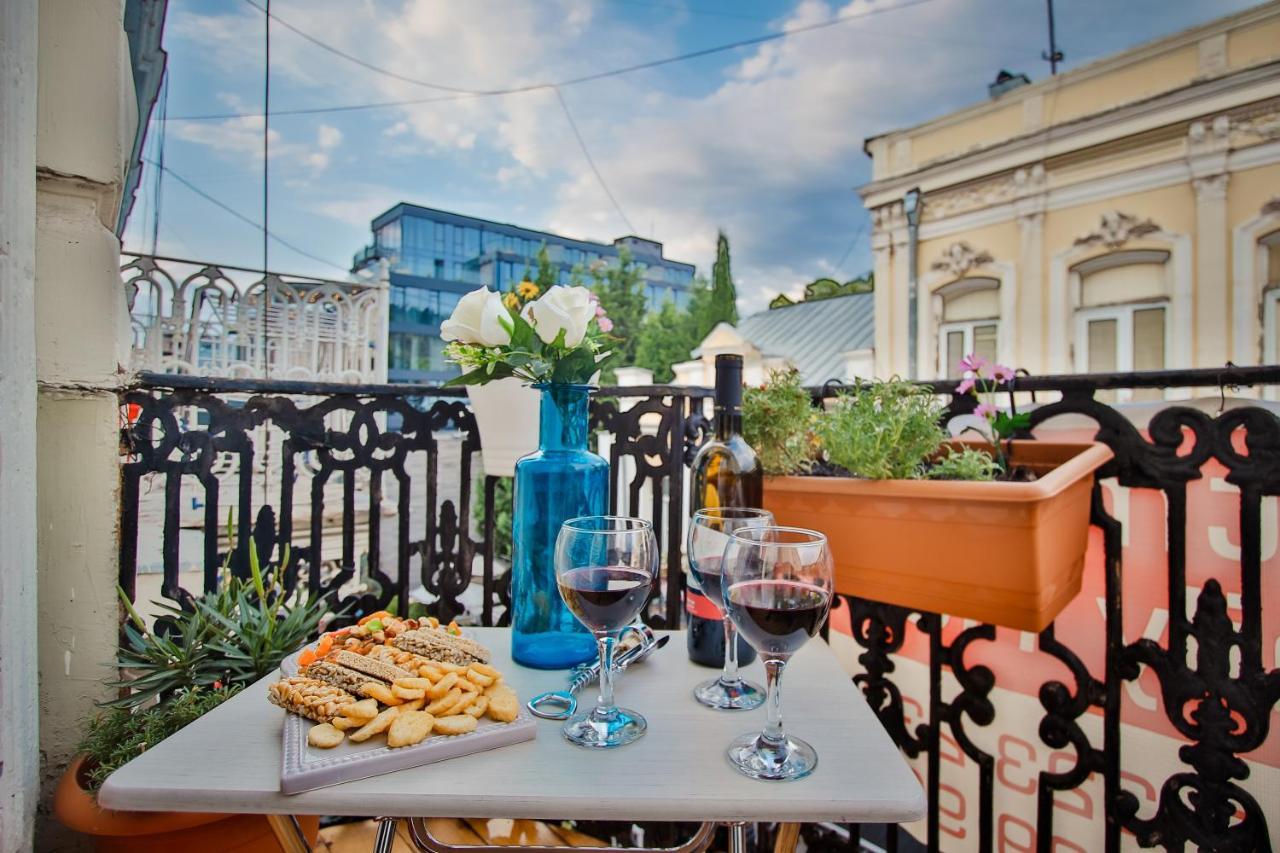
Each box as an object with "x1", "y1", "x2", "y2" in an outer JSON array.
[{"x1": 736, "y1": 292, "x2": 875, "y2": 385}]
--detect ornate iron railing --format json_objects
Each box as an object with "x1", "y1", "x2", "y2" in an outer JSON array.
[{"x1": 116, "y1": 366, "x2": 1279, "y2": 852}]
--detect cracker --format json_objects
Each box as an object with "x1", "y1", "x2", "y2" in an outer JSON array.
[
  {"x1": 359, "y1": 682, "x2": 403, "y2": 706},
  {"x1": 433, "y1": 714, "x2": 479, "y2": 736},
  {"x1": 424, "y1": 687, "x2": 462, "y2": 715},
  {"x1": 464, "y1": 695, "x2": 489, "y2": 718},
  {"x1": 340, "y1": 698, "x2": 379, "y2": 722},
  {"x1": 393, "y1": 677, "x2": 433, "y2": 691},
  {"x1": 392, "y1": 683, "x2": 426, "y2": 700},
  {"x1": 349, "y1": 707, "x2": 399, "y2": 742},
  {"x1": 486, "y1": 691, "x2": 519, "y2": 723},
  {"x1": 400, "y1": 696, "x2": 426, "y2": 712},
  {"x1": 308, "y1": 723, "x2": 345, "y2": 748},
  {"x1": 426, "y1": 672, "x2": 458, "y2": 699},
  {"x1": 387, "y1": 711, "x2": 436, "y2": 748}
]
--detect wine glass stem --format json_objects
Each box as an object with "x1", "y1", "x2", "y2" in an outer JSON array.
[
  {"x1": 594, "y1": 633, "x2": 616, "y2": 717},
  {"x1": 761, "y1": 658, "x2": 786, "y2": 744},
  {"x1": 721, "y1": 615, "x2": 740, "y2": 683}
]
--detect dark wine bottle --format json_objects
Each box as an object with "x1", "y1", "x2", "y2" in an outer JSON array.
[{"x1": 687, "y1": 353, "x2": 761, "y2": 668}]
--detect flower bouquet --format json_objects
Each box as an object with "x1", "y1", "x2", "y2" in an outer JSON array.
[
  {"x1": 439, "y1": 284, "x2": 615, "y2": 666},
  {"x1": 441, "y1": 284, "x2": 615, "y2": 386}
]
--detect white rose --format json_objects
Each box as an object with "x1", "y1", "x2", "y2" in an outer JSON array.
[
  {"x1": 440, "y1": 288, "x2": 511, "y2": 347},
  {"x1": 523, "y1": 285, "x2": 594, "y2": 347}
]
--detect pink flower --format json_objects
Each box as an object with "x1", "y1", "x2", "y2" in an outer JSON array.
[
  {"x1": 595, "y1": 304, "x2": 607, "y2": 317},
  {"x1": 597, "y1": 316, "x2": 614, "y2": 333},
  {"x1": 974, "y1": 402, "x2": 998, "y2": 419},
  {"x1": 956, "y1": 377, "x2": 976, "y2": 395},
  {"x1": 991, "y1": 364, "x2": 1015, "y2": 382},
  {"x1": 958, "y1": 353, "x2": 987, "y2": 374}
]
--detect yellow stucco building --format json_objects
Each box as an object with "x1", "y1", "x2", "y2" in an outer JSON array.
[{"x1": 860, "y1": 2, "x2": 1280, "y2": 392}]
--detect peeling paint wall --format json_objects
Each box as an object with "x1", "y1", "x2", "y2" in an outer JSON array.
[{"x1": 32, "y1": 0, "x2": 133, "y2": 848}]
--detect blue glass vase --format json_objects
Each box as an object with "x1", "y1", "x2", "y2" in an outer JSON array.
[{"x1": 510, "y1": 383, "x2": 606, "y2": 669}]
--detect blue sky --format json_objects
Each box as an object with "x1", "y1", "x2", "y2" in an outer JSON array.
[{"x1": 123, "y1": 0, "x2": 1261, "y2": 312}]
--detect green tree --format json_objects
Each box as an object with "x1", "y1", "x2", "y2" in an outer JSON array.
[
  {"x1": 589, "y1": 247, "x2": 647, "y2": 375},
  {"x1": 708, "y1": 230, "x2": 739, "y2": 328},
  {"x1": 634, "y1": 298, "x2": 697, "y2": 383},
  {"x1": 532, "y1": 243, "x2": 558, "y2": 291}
]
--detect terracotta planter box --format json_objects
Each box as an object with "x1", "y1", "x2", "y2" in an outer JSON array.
[
  {"x1": 55, "y1": 754, "x2": 318, "y2": 852},
  {"x1": 763, "y1": 441, "x2": 1112, "y2": 632}
]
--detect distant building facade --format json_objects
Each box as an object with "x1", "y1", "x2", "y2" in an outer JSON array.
[
  {"x1": 859, "y1": 4, "x2": 1280, "y2": 397},
  {"x1": 353, "y1": 204, "x2": 697, "y2": 382},
  {"x1": 673, "y1": 293, "x2": 875, "y2": 387}
]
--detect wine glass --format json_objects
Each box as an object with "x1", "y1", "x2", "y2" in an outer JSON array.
[
  {"x1": 554, "y1": 516, "x2": 658, "y2": 748},
  {"x1": 688, "y1": 507, "x2": 773, "y2": 710},
  {"x1": 721, "y1": 526, "x2": 833, "y2": 781}
]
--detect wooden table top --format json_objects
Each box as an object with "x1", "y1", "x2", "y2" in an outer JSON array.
[{"x1": 99, "y1": 628, "x2": 924, "y2": 824}]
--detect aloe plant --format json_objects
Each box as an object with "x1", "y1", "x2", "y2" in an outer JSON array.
[{"x1": 109, "y1": 533, "x2": 334, "y2": 709}]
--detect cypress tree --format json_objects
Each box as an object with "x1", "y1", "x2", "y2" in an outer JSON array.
[{"x1": 708, "y1": 230, "x2": 739, "y2": 327}]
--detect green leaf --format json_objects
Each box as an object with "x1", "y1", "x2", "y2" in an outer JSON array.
[{"x1": 509, "y1": 310, "x2": 537, "y2": 351}]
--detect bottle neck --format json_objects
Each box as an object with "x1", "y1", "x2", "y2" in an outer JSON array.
[
  {"x1": 714, "y1": 406, "x2": 742, "y2": 439},
  {"x1": 539, "y1": 384, "x2": 591, "y2": 452}
]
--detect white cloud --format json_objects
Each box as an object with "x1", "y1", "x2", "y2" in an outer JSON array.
[{"x1": 161, "y1": 0, "x2": 1260, "y2": 309}]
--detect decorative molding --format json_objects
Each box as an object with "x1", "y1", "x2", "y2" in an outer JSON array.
[
  {"x1": 1263, "y1": 197, "x2": 1280, "y2": 217},
  {"x1": 1196, "y1": 34, "x2": 1228, "y2": 79},
  {"x1": 1193, "y1": 173, "x2": 1230, "y2": 202},
  {"x1": 1232, "y1": 108, "x2": 1280, "y2": 142},
  {"x1": 1073, "y1": 212, "x2": 1162, "y2": 250},
  {"x1": 930, "y1": 241, "x2": 995, "y2": 278}
]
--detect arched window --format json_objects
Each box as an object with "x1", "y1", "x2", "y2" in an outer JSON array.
[
  {"x1": 1072, "y1": 250, "x2": 1170, "y2": 401},
  {"x1": 1262, "y1": 231, "x2": 1280, "y2": 366},
  {"x1": 935, "y1": 277, "x2": 999, "y2": 377}
]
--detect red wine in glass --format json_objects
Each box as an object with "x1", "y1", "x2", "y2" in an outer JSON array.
[
  {"x1": 688, "y1": 555, "x2": 726, "y2": 612},
  {"x1": 725, "y1": 579, "x2": 830, "y2": 658},
  {"x1": 557, "y1": 566, "x2": 652, "y2": 633}
]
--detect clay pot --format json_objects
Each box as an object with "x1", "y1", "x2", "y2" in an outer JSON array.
[
  {"x1": 764, "y1": 441, "x2": 1112, "y2": 632},
  {"x1": 54, "y1": 754, "x2": 318, "y2": 852}
]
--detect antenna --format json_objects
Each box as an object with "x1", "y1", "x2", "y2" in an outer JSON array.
[{"x1": 1041, "y1": 0, "x2": 1064, "y2": 75}]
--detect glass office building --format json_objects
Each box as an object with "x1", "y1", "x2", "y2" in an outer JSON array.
[{"x1": 353, "y1": 204, "x2": 697, "y2": 383}]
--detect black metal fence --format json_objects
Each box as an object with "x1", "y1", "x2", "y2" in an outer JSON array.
[{"x1": 117, "y1": 366, "x2": 1280, "y2": 852}]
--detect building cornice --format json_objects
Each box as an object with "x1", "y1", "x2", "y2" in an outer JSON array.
[
  {"x1": 861, "y1": 1, "x2": 1280, "y2": 154},
  {"x1": 861, "y1": 65, "x2": 1280, "y2": 209}
]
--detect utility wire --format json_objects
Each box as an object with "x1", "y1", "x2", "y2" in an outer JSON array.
[
  {"x1": 169, "y1": 0, "x2": 943, "y2": 121},
  {"x1": 555, "y1": 87, "x2": 636, "y2": 234},
  {"x1": 143, "y1": 157, "x2": 348, "y2": 272},
  {"x1": 262, "y1": 0, "x2": 271, "y2": 274}
]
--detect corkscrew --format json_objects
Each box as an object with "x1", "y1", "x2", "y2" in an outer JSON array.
[{"x1": 526, "y1": 625, "x2": 667, "y2": 720}]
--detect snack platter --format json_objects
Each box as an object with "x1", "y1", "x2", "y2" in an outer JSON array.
[{"x1": 269, "y1": 613, "x2": 536, "y2": 795}]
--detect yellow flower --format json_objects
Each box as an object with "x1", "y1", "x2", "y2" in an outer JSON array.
[
  {"x1": 517, "y1": 280, "x2": 540, "y2": 300},
  {"x1": 503, "y1": 292, "x2": 520, "y2": 311}
]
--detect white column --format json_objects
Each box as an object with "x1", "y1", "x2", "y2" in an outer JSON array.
[
  {"x1": 1187, "y1": 117, "x2": 1231, "y2": 368},
  {"x1": 0, "y1": 1, "x2": 40, "y2": 849},
  {"x1": 1016, "y1": 211, "x2": 1045, "y2": 373},
  {"x1": 1192, "y1": 173, "x2": 1230, "y2": 367},
  {"x1": 34, "y1": 0, "x2": 135, "y2": 843}
]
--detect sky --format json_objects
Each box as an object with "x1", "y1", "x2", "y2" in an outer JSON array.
[{"x1": 123, "y1": 0, "x2": 1263, "y2": 314}]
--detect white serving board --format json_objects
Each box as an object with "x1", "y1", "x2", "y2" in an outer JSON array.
[{"x1": 277, "y1": 637, "x2": 537, "y2": 795}]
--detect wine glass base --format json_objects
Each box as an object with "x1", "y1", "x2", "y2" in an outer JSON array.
[
  {"x1": 693, "y1": 676, "x2": 766, "y2": 711},
  {"x1": 562, "y1": 707, "x2": 647, "y2": 749},
  {"x1": 726, "y1": 731, "x2": 818, "y2": 781}
]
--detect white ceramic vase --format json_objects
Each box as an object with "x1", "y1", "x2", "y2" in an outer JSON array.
[{"x1": 466, "y1": 377, "x2": 541, "y2": 478}]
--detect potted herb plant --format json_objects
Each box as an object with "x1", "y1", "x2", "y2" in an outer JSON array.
[
  {"x1": 749, "y1": 360, "x2": 1111, "y2": 632},
  {"x1": 54, "y1": 540, "x2": 325, "y2": 850}
]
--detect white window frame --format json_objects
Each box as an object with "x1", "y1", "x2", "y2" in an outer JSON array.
[
  {"x1": 1265, "y1": 287, "x2": 1280, "y2": 401},
  {"x1": 937, "y1": 320, "x2": 1000, "y2": 376},
  {"x1": 1074, "y1": 300, "x2": 1170, "y2": 402}
]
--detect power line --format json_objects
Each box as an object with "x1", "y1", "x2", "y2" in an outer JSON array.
[
  {"x1": 554, "y1": 88, "x2": 636, "y2": 234},
  {"x1": 143, "y1": 157, "x2": 348, "y2": 272},
  {"x1": 168, "y1": 0, "x2": 942, "y2": 121}
]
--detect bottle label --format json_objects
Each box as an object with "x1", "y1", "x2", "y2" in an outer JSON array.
[{"x1": 685, "y1": 590, "x2": 723, "y2": 621}]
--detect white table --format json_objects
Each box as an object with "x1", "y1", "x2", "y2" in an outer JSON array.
[{"x1": 101, "y1": 628, "x2": 923, "y2": 851}]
